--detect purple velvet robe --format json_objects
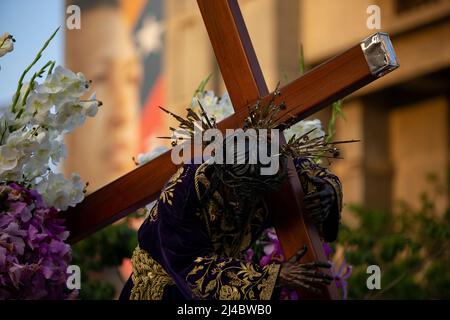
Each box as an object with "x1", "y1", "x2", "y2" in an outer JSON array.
[{"x1": 120, "y1": 158, "x2": 342, "y2": 300}]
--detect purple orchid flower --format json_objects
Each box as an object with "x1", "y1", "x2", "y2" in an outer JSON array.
[
  {"x1": 247, "y1": 228, "x2": 352, "y2": 300},
  {"x1": 0, "y1": 183, "x2": 72, "y2": 300},
  {"x1": 322, "y1": 242, "x2": 352, "y2": 299}
]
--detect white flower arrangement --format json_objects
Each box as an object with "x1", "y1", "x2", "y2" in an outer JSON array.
[
  {"x1": 283, "y1": 118, "x2": 325, "y2": 141},
  {"x1": 0, "y1": 29, "x2": 101, "y2": 211},
  {"x1": 191, "y1": 90, "x2": 234, "y2": 122}
]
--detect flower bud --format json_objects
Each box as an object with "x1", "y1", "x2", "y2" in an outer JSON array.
[{"x1": 0, "y1": 32, "x2": 15, "y2": 57}]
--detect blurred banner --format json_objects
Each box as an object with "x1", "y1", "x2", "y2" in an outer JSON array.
[
  {"x1": 65, "y1": 0, "x2": 166, "y2": 191},
  {"x1": 123, "y1": 0, "x2": 165, "y2": 153}
]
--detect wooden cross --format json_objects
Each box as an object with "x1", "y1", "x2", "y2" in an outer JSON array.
[{"x1": 62, "y1": 0, "x2": 398, "y2": 299}]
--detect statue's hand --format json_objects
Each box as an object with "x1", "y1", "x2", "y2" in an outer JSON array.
[
  {"x1": 278, "y1": 246, "x2": 333, "y2": 294},
  {"x1": 304, "y1": 176, "x2": 335, "y2": 227}
]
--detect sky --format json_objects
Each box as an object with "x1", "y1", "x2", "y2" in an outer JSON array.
[{"x1": 0, "y1": 0, "x2": 64, "y2": 105}]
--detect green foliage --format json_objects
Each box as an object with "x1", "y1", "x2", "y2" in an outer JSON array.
[
  {"x1": 71, "y1": 220, "x2": 138, "y2": 300},
  {"x1": 338, "y1": 174, "x2": 450, "y2": 299},
  {"x1": 326, "y1": 100, "x2": 345, "y2": 143},
  {"x1": 194, "y1": 73, "x2": 212, "y2": 96},
  {"x1": 76, "y1": 280, "x2": 116, "y2": 300},
  {"x1": 11, "y1": 27, "x2": 59, "y2": 114}
]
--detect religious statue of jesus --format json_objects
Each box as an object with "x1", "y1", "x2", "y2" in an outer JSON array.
[{"x1": 119, "y1": 121, "x2": 343, "y2": 300}]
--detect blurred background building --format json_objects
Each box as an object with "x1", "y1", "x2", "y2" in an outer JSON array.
[
  {"x1": 162, "y1": 0, "x2": 450, "y2": 222},
  {"x1": 61, "y1": 0, "x2": 450, "y2": 218}
]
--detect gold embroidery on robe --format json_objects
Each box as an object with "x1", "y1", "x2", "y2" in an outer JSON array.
[
  {"x1": 146, "y1": 166, "x2": 184, "y2": 222},
  {"x1": 148, "y1": 204, "x2": 158, "y2": 222},
  {"x1": 186, "y1": 255, "x2": 280, "y2": 300},
  {"x1": 194, "y1": 164, "x2": 267, "y2": 257},
  {"x1": 130, "y1": 246, "x2": 174, "y2": 300},
  {"x1": 132, "y1": 164, "x2": 281, "y2": 300},
  {"x1": 160, "y1": 166, "x2": 184, "y2": 206},
  {"x1": 189, "y1": 165, "x2": 280, "y2": 299}
]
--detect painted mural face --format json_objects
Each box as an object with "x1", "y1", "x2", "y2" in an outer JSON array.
[{"x1": 66, "y1": 7, "x2": 142, "y2": 191}]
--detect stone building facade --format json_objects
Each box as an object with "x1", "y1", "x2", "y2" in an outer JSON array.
[
  {"x1": 65, "y1": 0, "x2": 449, "y2": 218},
  {"x1": 163, "y1": 0, "x2": 450, "y2": 219}
]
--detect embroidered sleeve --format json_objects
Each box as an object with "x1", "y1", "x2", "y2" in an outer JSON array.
[
  {"x1": 294, "y1": 157, "x2": 343, "y2": 242},
  {"x1": 147, "y1": 164, "x2": 281, "y2": 300},
  {"x1": 157, "y1": 191, "x2": 281, "y2": 300},
  {"x1": 186, "y1": 255, "x2": 280, "y2": 300},
  {"x1": 130, "y1": 246, "x2": 174, "y2": 300}
]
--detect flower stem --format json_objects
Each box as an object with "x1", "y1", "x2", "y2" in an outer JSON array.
[
  {"x1": 47, "y1": 60, "x2": 56, "y2": 76},
  {"x1": 19, "y1": 60, "x2": 54, "y2": 109},
  {"x1": 0, "y1": 120, "x2": 7, "y2": 144},
  {"x1": 10, "y1": 27, "x2": 59, "y2": 114}
]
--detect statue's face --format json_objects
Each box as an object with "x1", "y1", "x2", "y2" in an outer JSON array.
[{"x1": 66, "y1": 7, "x2": 142, "y2": 190}]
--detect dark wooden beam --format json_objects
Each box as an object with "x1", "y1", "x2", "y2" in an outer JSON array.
[
  {"x1": 63, "y1": 150, "x2": 176, "y2": 243},
  {"x1": 64, "y1": 35, "x2": 396, "y2": 244},
  {"x1": 198, "y1": 0, "x2": 269, "y2": 104},
  {"x1": 198, "y1": 0, "x2": 339, "y2": 299},
  {"x1": 198, "y1": 0, "x2": 338, "y2": 299}
]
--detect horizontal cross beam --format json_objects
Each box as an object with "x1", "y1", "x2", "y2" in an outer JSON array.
[{"x1": 63, "y1": 33, "x2": 398, "y2": 246}]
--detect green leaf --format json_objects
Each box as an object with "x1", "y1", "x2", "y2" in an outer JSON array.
[
  {"x1": 194, "y1": 73, "x2": 212, "y2": 97},
  {"x1": 11, "y1": 27, "x2": 60, "y2": 114}
]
